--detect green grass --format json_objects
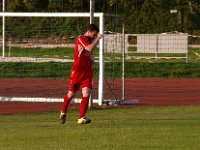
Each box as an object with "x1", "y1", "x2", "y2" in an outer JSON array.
[
  {"x1": 4, "y1": 47, "x2": 75, "y2": 58},
  {"x1": 124, "y1": 62, "x2": 200, "y2": 78},
  {"x1": 0, "y1": 62, "x2": 72, "y2": 78},
  {"x1": 127, "y1": 47, "x2": 200, "y2": 63},
  {"x1": 1, "y1": 61, "x2": 200, "y2": 78},
  {"x1": 3, "y1": 47, "x2": 200, "y2": 62},
  {"x1": 2, "y1": 47, "x2": 101, "y2": 58},
  {"x1": 1, "y1": 106, "x2": 200, "y2": 150},
  {"x1": 0, "y1": 47, "x2": 200, "y2": 78},
  {"x1": 3, "y1": 47, "x2": 121, "y2": 59}
]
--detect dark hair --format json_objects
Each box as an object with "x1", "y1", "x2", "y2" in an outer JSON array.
[{"x1": 87, "y1": 23, "x2": 99, "y2": 32}]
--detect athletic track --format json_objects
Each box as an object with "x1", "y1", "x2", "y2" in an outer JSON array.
[{"x1": 0, "y1": 78, "x2": 200, "y2": 114}]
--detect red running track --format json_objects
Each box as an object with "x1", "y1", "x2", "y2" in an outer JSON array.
[{"x1": 0, "y1": 78, "x2": 200, "y2": 114}]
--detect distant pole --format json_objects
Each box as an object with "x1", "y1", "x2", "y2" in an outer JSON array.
[
  {"x1": 90, "y1": 0, "x2": 95, "y2": 24},
  {"x1": 122, "y1": 23, "x2": 125, "y2": 100},
  {"x1": 2, "y1": 0, "x2": 5, "y2": 57},
  {"x1": 89, "y1": 0, "x2": 95, "y2": 108}
]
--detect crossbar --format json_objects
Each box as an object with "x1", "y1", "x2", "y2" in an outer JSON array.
[{"x1": 0, "y1": 12, "x2": 103, "y2": 17}]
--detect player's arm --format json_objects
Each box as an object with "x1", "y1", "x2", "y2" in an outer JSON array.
[{"x1": 85, "y1": 33, "x2": 103, "y2": 52}]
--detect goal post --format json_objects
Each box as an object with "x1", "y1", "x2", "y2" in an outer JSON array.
[{"x1": 0, "y1": 12, "x2": 104, "y2": 106}]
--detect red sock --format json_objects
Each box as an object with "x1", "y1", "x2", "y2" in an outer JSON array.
[
  {"x1": 61, "y1": 95, "x2": 72, "y2": 113},
  {"x1": 79, "y1": 97, "x2": 89, "y2": 118}
]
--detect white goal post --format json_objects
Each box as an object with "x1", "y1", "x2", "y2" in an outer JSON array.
[{"x1": 0, "y1": 12, "x2": 104, "y2": 106}]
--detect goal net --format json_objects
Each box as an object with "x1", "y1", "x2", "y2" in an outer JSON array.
[
  {"x1": 103, "y1": 15, "x2": 125, "y2": 104},
  {"x1": 0, "y1": 12, "x2": 105, "y2": 105}
]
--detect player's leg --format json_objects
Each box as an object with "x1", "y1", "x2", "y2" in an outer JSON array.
[
  {"x1": 77, "y1": 69, "x2": 93, "y2": 124},
  {"x1": 77, "y1": 87, "x2": 91, "y2": 124},
  {"x1": 60, "y1": 75, "x2": 81, "y2": 124},
  {"x1": 60, "y1": 66, "x2": 83, "y2": 124},
  {"x1": 61, "y1": 91, "x2": 74, "y2": 114},
  {"x1": 60, "y1": 91, "x2": 74, "y2": 124},
  {"x1": 79, "y1": 87, "x2": 91, "y2": 118}
]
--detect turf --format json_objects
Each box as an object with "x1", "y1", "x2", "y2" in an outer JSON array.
[
  {"x1": 1, "y1": 61, "x2": 200, "y2": 78},
  {"x1": 3, "y1": 47, "x2": 74, "y2": 58},
  {"x1": 1, "y1": 106, "x2": 200, "y2": 150}
]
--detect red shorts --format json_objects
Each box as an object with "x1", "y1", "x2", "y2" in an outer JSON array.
[{"x1": 68, "y1": 67, "x2": 93, "y2": 92}]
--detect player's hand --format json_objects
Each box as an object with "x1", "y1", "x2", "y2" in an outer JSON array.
[{"x1": 97, "y1": 33, "x2": 103, "y2": 39}]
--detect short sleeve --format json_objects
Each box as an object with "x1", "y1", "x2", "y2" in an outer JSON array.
[{"x1": 77, "y1": 36, "x2": 90, "y2": 49}]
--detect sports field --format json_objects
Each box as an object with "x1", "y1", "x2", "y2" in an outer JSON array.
[
  {"x1": 1, "y1": 1, "x2": 200, "y2": 150},
  {"x1": 1, "y1": 106, "x2": 200, "y2": 150}
]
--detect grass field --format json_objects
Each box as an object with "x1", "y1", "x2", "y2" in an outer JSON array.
[
  {"x1": 1, "y1": 61, "x2": 200, "y2": 78},
  {"x1": 1, "y1": 106, "x2": 200, "y2": 150},
  {"x1": 1, "y1": 47, "x2": 200, "y2": 78},
  {"x1": 2, "y1": 47, "x2": 200, "y2": 62}
]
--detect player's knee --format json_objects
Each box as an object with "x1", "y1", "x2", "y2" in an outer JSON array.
[
  {"x1": 82, "y1": 88, "x2": 91, "y2": 97},
  {"x1": 83, "y1": 91, "x2": 90, "y2": 97},
  {"x1": 67, "y1": 91, "x2": 74, "y2": 99}
]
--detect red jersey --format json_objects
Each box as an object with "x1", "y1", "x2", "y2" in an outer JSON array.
[
  {"x1": 68, "y1": 35, "x2": 94, "y2": 92},
  {"x1": 73, "y1": 35, "x2": 94, "y2": 71}
]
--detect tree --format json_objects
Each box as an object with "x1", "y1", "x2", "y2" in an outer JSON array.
[{"x1": 3, "y1": 0, "x2": 200, "y2": 36}]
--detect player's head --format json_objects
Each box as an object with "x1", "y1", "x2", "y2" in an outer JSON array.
[
  {"x1": 86, "y1": 24, "x2": 99, "y2": 39},
  {"x1": 87, "y1": 24, "x2": 99, "y2": 32}
]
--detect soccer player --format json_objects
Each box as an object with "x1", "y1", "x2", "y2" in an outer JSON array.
[{"x1": 60, "y1": 24, "x2": 103, "y2": 125}]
